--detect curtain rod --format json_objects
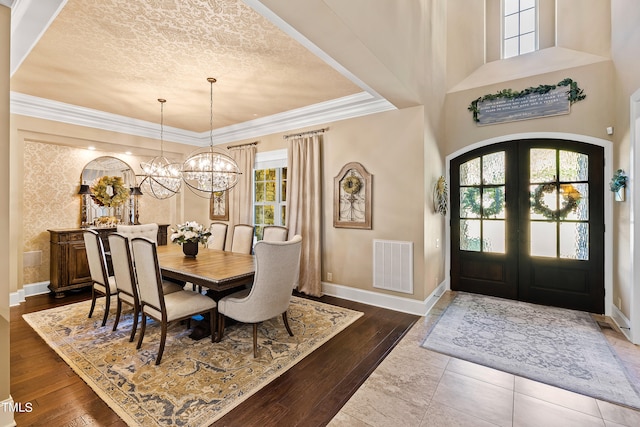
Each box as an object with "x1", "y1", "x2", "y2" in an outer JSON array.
[
  {"x1": 283, "y1": 127, "x2": 329, "y2": 140},
  {"x1": 227, "y1": 141, "x2": 258, "y2": 150}
]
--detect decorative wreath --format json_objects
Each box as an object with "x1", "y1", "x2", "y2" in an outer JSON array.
[
  {"x1": 342, "y1": 174, "x2": 362, "y2": 194},
  {"x1": 90, "y1": 175, "x2": 130, "y2": 208},
  {"x1": 531, "y1": 183, "x2": 581, "y2": 220},
  {"x1": 461, "y1": 188, "x2": 504, "y2": 218}
]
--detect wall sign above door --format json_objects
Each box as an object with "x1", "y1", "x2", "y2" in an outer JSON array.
[{"x1": 468, "y1": 78, "x2": 586, "y2": 125}]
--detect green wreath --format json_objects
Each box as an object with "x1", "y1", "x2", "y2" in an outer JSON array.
[
  {"x1": 461, "y1": 188, "x2": 504, "y2": 218},
  {"x1": 342, "y1": 175, "x2": 362, "y2": 194},
  {"x1": 90, "y1": 176, "x2": 130, "y2": 207},
  {"x1": 531, "y1": 183, "x2": 581, "y2": 220}
]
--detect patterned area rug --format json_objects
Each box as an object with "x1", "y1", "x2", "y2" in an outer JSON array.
[
  {"x1": 421, "y1": 292, "x2": 640, "y2": 409},
  {"x1": 23, "y1": 296, "x2": 363, "y2": 426}
]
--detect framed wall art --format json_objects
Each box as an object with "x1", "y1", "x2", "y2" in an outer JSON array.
[
  {"x1": 334, "y1": 162, "x2": 372, "y2": 229},
  {"x1": 209, "y1": 190, "x2": 229, "y2": 221}
]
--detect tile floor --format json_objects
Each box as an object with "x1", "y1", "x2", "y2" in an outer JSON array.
[{"x1": 329, "y1": 292, "x2": 640, "y2": 427}]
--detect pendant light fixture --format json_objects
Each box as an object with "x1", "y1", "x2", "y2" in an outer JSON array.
[
  {"x1": 138, "y1": 98, "x2": 182, "y2": 199},
  {"x1": 182, "y1": 78, "x2": 241, "y2": 198}
]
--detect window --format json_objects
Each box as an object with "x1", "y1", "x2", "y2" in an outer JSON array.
[
  {"x1": 503, "y1": 0, "x2": 537, "y2": 58},
  {"x1": 253, "y1": 149, "x2": 287, "y2": 240}
]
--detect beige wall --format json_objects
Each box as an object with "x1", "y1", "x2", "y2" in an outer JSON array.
[
  {"x1": 1, "y1": 3, "x2": 11, "y2": 416},
  {"x1": 609, "y1": 0, "x2": 640, "y2": 317}
]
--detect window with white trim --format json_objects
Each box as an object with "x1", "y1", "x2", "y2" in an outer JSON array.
[
  {"x1": 503, "y1": 0, "x2": 537, "y2": 58},
  {"x1": 253, "y1": 149, "x2": 287, "y2": 240}
]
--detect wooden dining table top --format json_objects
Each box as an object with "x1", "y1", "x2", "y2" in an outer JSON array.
[{"x1": 155, "y1": 244, "x2": 255, "y2": 292}]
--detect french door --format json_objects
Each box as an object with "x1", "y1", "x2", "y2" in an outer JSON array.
[{"x1": 450, "y1": 139, "x2": 604, "y2": 313}]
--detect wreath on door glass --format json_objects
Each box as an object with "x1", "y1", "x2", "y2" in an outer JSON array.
[
  {"x1": 90, "y1": 176, "x2": 130, "y2": 207},
  {"x1": 531, "y1": 183, "x2": 581, "y2": 220}
]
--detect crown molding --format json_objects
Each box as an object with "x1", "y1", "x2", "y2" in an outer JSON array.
[
  {"x1": 11, "y1": 91, "x2": 395, "y2": 147},
  {"x1": 10, "y1": 0, "x2": 67, "y2": 76}
]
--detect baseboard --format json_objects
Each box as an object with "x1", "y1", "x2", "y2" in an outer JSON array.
[
  {"x1": 611, "y1": 305, "x2": 632, "y2": 341},
  {"x1": 0, "y1": 396, "x2": 16, "y2": 427},
  {"x1": 321, "y1": 281, "x2": 446, "y2": 316},
  {"x1": 9, "y1": 281, "x2": 50, "y2": 307}
]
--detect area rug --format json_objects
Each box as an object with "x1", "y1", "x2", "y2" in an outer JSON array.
[
  {"x1": 23, "y1": 296, "x2": 363, "y2": 426},
  {"x1": 421, "y1": 292, "x2": 640, "y2": 409}
]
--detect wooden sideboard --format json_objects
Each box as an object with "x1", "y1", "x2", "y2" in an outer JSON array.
[{"x1": 48, "y1": 224, "x2": 169, "y2": 298}]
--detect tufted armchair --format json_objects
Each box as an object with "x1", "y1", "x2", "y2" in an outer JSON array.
[{"x1": 217, "y1": 235, "x2": 302, "y2": 357}]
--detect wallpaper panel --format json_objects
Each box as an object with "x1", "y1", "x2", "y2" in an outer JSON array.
[{"x1": 23, "y1": 141, "x2": 176, "y2": 284}]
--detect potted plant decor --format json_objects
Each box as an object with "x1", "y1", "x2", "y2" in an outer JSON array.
[
  {"x1": 610, "y1": 169, "x2": 628, "y2": 202},
  {"x1": 170, "y1": 221, "x2": 211, "y2": 257}
]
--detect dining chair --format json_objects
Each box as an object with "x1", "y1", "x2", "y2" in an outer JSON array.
[
  {"x1": 230, "y1": 224, "x2": 255, "y2": 254},
  {"x1": 131, "y1": 237, "x2": 217, "y2": 365},
  {"x1": 207, "y1": 222, "x2": 228, "y2": 250},
  {"x1": 108, "y1": 233, "x2": 184, "y2": 342},
  {"x1": 217, "y1": 235, "x2": 302, "y2": 358},
  {"x1": 117, "y1": 223, "x2": 159, "y2": 244},
  {"x1": 262, "y1": 225, "x2": 288, "y2": 242},
  {"x1": 83, "y1": 229, "x2": 118, "y2": 327}
]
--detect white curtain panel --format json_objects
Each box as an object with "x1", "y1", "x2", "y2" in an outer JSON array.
[{"x1": 287, "y1": 135, "x2": 322, "y2": 296}]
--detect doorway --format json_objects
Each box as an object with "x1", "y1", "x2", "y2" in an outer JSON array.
[{"x1": 450, "y1": 139, "x2": 605, "y2": 313}]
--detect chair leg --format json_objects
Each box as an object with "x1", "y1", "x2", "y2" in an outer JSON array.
[
  {"x1": 136, "y1": 314, "x2": 147, "y2": 350},
  {"x1": 156, "y1": 322, "x2": 167, "y2": 365},
  {"x1": 217, "y1": 312, "x2": 225, "y2": 342},
  {"x1": 101, "y1": 293, "x2": 110, "y2": 327},
  {"x1": 129, "y1": 306, "x2": 139, "y2": 343},
  {"x1": 253, "y1": 323, "x2": 258, "y2": 358},
  {"x1": 113, "y1": 299, "x2": 122, "y2": 331},
  {"x1": 282, "y1": 312, "x2": 294, "y2": 336},
  {"x1": 88, "y1": 287, "x2": 98, "y2": 319}
]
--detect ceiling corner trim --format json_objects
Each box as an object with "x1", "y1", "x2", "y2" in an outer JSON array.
[{"x1": 10, "y1": 0, "x2": 67, "y2": 76}]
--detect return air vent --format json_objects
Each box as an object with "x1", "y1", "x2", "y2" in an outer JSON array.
[{"x1": 373, "y1": 240, "x2": 413, "y2": 294}]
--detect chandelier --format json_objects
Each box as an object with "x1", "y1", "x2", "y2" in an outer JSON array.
[
  {"x1": 182, "y1": 78, "x2": 241, "y2": 198},
  {"x1": 138, "y1": 99, "x2": 182, "y2": 199}
]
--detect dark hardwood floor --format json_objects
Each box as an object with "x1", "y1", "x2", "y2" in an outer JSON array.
[{"x1": 10, "y1": 289, "x2": 418, "y2": 426}]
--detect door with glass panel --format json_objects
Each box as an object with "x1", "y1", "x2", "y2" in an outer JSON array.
[{"x1": 451, "y1": 140, "x2": 604, "y2": 313}]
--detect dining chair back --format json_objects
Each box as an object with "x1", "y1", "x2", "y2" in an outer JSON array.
[
  {"x1": 131, "y1": 237, "x2": 217, "y2": 365},
  {"x1": 230, "y1": 224, "x2": 255, "y2": 254},
  {"x1": 208, "y1": 222, "x2": 228, "y2": 250},
  {"x1": 108, "y1": 233, "x2": 141, "y2": 341},
  {"x1": 262, "y1": 225, "x2": 288, "y2": 242},
  {"x1": 117, "y1": 223, "x2": 159, "y2": 244},
  {"x1": 83, "y1": 229, "x2": 118, "y2": 327},
  {"x1": 217, "y1": 235, "x2": 302, "y2": 357}
]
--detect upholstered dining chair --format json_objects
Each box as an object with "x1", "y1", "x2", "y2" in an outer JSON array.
[
  {"x1": 83, "y1": 229, "x2": 118, "y2": 327},
  {"x1": 108, "y1": 233, "x2": 183, "y2": 342},
  {"x1": 207, "y1": 222, "x2": 228, "y2": 250},
  {"x1": 229, "y1": 224, "x2": 255, "y2": 254},
  {"x1": 117, "y1": 223, "x2": 159, "y2": 244},
  {"x1": 131, "y1": 237, "x2": 217, "y2": 365},
  {"x1": 262, "y1": 225, "x2": 288, "y2": 242},
  {"x1": 217, "y1": 235, "x2": 302, "y2": 358}
]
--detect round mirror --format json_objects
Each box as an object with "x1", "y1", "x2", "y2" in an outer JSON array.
[{"x1": 80, "y1": 156, "x2": 136, "y2": 227}]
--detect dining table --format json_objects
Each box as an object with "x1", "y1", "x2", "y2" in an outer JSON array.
[{"x1": 155, "y1": 243, "x2": 256, "y2": 295}]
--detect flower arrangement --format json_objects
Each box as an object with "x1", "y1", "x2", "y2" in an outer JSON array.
[
  {"x1": 170, "y1": 221, "x2": 211, "y2": 245},
  {"x1": 610, "y1": 169, "x2": 628, "y2": 193}
]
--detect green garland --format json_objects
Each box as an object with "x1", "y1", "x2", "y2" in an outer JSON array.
[
  {"x1": 531, "y1": 183, "x2": 581, "y2": 220},
  {"x1": 90, "y1": 175, "x2": 130, "y2": 208},
  {"x1": 468, "y1": 78, "x2": 586, "y2": 122}
]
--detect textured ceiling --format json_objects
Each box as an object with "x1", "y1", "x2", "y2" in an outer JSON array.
[{"x1": 10, "y1": 0, "x2": 363, "y2": 134}]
